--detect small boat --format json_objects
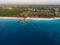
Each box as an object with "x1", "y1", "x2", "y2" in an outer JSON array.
[{"x1": 18, "y1": 18, "x2": 28, "y2": 22}]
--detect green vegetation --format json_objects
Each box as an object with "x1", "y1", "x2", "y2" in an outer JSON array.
[
  {"x1": 0, "y1": 5, "x2": 60, "y2": 18},
  {"x1": 0, "y1": 7, "x2": 24, "y2": 17}
]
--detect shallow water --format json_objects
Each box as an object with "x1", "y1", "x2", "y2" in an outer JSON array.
[{"x1": 0, "y1": 19, "x2": 60, "y2": 45}]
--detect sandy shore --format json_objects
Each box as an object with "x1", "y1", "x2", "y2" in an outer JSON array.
[{"x1": 0, "y1": 17, "x2": 60, "y2": 20}]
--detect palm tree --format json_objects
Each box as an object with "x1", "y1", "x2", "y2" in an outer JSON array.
[{"x1": 20, "y1": 11, "x2": 29, "y2": 22}]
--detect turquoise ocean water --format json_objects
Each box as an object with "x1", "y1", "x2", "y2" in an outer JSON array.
[{"x1": 0, "y1": 19, "x2": 60, "y2": 45}]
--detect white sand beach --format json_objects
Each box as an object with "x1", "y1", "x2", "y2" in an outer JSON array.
[{"x1": 0, "y1": 17, "x2": 60, "y2": 20}]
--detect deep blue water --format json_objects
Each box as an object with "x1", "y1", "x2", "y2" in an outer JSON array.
[{"x1": 0, "y1": 19, "x2": 60, "y2": 45}]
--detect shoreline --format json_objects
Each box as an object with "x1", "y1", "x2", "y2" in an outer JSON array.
[{"x1": 0, "y1": 17, "x2": 60, "y2": 20}]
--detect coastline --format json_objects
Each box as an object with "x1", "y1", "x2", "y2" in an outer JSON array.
[{"x1": 0, "y1": 17, "x2": 60, "y2": 20}]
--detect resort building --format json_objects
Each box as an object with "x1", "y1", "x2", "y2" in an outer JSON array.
[{"x1": 54, "y1": 8, "x2": 60, "y2": 16}]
